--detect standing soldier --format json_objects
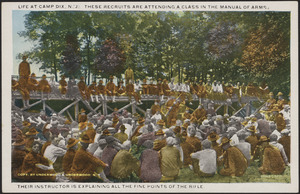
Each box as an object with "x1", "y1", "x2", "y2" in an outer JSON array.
[
  {"x1": 38, "y1": 74, "x2": 51, "y2": 100},
  {"x1": 197, "y1": 80, "x2": 207, "y2": 104},
  {"x1": 259, "y1": 81, "x2": 270, "y2": 100},
  {"x1": 162, "y1": 79, "x2": 171, "y2": 98},
  {"x1": 59, "y1": 75, "x2": 67, "y2": 98},
  {"x1": 265, "y1": 92, "x2": 277, "y2": 111},
  {"x1": 18, "y1": 56, "x2": 31, "y2": 107},
  {"x1": 106, "y1": 75, "x2": 117, "y2": 102},
  {"x1": 124, "y1": 66, "x2": 134, "y2": 85},
  {"x1": 97, "y1": 80, "x2": 106, "y2": 101},
  {"x1": 88, "y1": 81, "x2": 100, "y2": 103}
]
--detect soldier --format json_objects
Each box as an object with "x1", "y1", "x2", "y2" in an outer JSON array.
[
  {"x1": 38, "y1": 74, "x2": 51, "y2": 99},
  {"x1": 148, "y1": 79, "x2": 157, "y2": 96},
  {"x1": 97, "y1": 80, "x2": 107, "y2": 100},
  {"x1": 106, "y1": 75, "x2": 116, "y2": 102},
  {"x1": 265, "y1": 92, "x2": 277, "y2": 111},
  {"x1": 59, "y1": 75, "x2": 67, "y2": 97},
  {"x1": 192, "y1": 104, "x2": 207, "y2": 126},
  {"x1": 259, "y1": 81, "x2": 270, "y2": 100},
  {"x1": 126, "y1": 79, "x2": 142, "y2": 104},
  {"x1": 88, "y1": 81, "x2": 100, "y2": 103},
  {"x1": 18, "y1": 56, "x2": 31, "y2": 106},
  {"x1": 156, "y1": 78, "x2": 164, "y2": 101},
  {"x1": 218, "y1": 137, "x2": 248, "y2": 177},
  {"x1": 78, "y1": 108, "x2": 88, "y2": 124},
  {"x1": 277, "y1": 92, "x2": 288, "y2": 110},
  {"x1": 116, "y1": 80, "x2": 126, "y2": 96},
  {"x1": 162, "y1": 79, "x2": 171, "y2": 99},
  {"x1": 27, "y1": 73, "x2": 39, "y2": 95},
  {"x1": 77, "y1": 76, "x2": 90, "y2": 101},
  {"x1": 142, "y1": 79, "x2": 149, "y2": 97},
  {"x1": 124, "y1": 66, "x2": 134, "y2": 85},
  {"x1": 151, "y1": 100, "x2": 161, "y2": 116},
  {"x1": 245, "y1": 82, "x2": 257, "y2": 97}
]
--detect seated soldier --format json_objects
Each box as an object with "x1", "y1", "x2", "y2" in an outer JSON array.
[
  {"x1": 38, "y1": 74, "x2": 51, "y2": 99},
  {"x1": 191, "y1": 139, "x2": 217, "y2": 177},
  {"x1": 218, "y1": 137, "x2": 248, "y2": 177}
]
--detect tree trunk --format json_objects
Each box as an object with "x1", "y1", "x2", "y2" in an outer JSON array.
[{"x1": 87, "y1": 36, "x2": 91, "y2": 85}]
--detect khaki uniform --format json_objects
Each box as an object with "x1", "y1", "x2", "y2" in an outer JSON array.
[
  {"x1": 70, "y1": 147, "x2": 106, "y2": 182},
  {"x1": 124, "y1": 67, "x2": 134, "y2": 85},
  {"x1": 12, "y1": 148, "x2": 28, "y2": 180},
  {"x1": 114, "y1": 132, "x2": 128, "y2": 144},
  {"x1": 88, "y1": 83, "x2": 99, "y2": 95},
  {"x1": 181, "y1": 141, "x2": 196, "y2": 166},
  {"x1": 116, "y1": 84, "x2": 126, "y2": 95},
  {"x1": 162, "y1": 82, "x2": 171, "y2": 96},
  {"x1": 149, "y1": 83, "x2": 157, "y2": 95},
  {"x1": 245, "y1": 134, "x2": 259, "y2": 156},
  {"x1": 219, "y1": 146, "x2": 247, "y2": 176},
  {"x1": 277, "y1": 99, "x2": 288, "y2": 110},
  {"x1": 106, "y1": 81, "x2": 116, "y2": 96},
  {"x1": 151, "y1": 104, "x2": 161, "y2": 115},
  {"x1": 62, "y1": 149, "x2": 76, "y2": 175},
  {"x1": 153, "y1": 138, "x2": 167, "y2": 151},
  {"x1": 159, "y1": 145, "x2": 182, "y2": 179},
  {"x1": 142, "y1": 81, "x2": 149, "y2": 95},
  {"x1": 259, "y1": 145, "x2": 285, "y2": 174},
  {"x1": 276, "y1": 114, "x2": 286, "y2": 132},
  {"x1": 192, "y1": 108, "x2": 207, "y2": 125},
  {"x1": 126, "y1": 83, "x2": 140, "y2": 102},
  {"x1": 278, "y1": 136, "x2": 290, "y2": 163},
  {"x1": 38, "y1": 79, "x2": 51, "y2": 93},
  {"x1": 186, "y1": 136, "x2": 202, "y2": 152},
  {"x1": 59, "y1": 79, "x2": 67, "y2": 94},
  {"x1": 97, "y1": 84, "x2": 106, "y2": 95},
  {"x1": 21, "y1": 151, "x2": 56, "y2": 181},
  {"x1": 78, "y1": 80, "x2": 89, "y2": 100}
]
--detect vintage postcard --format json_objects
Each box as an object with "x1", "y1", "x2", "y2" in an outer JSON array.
[{"x1": 2, "y1": 1, "x2": 298, "y2": 193}]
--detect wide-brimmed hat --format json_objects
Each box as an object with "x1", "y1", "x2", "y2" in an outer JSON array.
[
  {"x1": 173, "y1": 126, "x2": 181, "y2": 134},
  {"x1": 120, "y1": 125, "x2": 126, "y2": 131},
  {"x1": 80, "y1": 76, "x2": 84, "y2": 80},
  {"x1": 247, "y1": 125, "x2": 257, "y2": 133},
  {"x1": 60, "y1": 127, "x2": 70, "y2": 132},
  {"x1": 281, "y1": 129, "x2": 290, "y2": 135},
  {"x1": 268, "y1": 92, "x2": 274, "y2": 96},
  {"x1": 219, "y1": 137, "x2": 231, "y2": 147},
  {"x1": 25, "y1": 128, "x2": 39, "y2": 136},
  {"x1": 157, "y1": 119, "x2": 165, "y2": 126},
  {"x1": 22, "y1": 121, "x2": 31, "y2": 127},
  {"x1": 271, "y1": 106, "x2": 281, "y2": 112},
  {"x1": 113, "y1": 116, "x2": 119, "y2": 123},
  {"x1": 277, "y1": 92, "x2": 283, "y2": 96},
  {"x1": 31, "y1": 73, "x2": 36, "y2": 77},
  {"x1": 12, "y1": 135, "x2": 26, "y2": 146},
  {"x1": 64, "y1": 120, "x2": 71, "y2": 125},
  {"x1": 67, "y1": 138, "x2": 79, "y2": 148},
  {"x1": 80, "y1": 108, "x2": 86, "y2": 113},
  {"x1": 155, "y1": 129, "x2": 165, "y2": 136},
  {"x1": 202, "y1": 120, "x2": 210, "y2": 127},
  {"x1": 42, "y1": 74, "x2": 47, "y2": 78},
  {"x1": 259, "y1": 135, "x2": 268, "y2": 142},
  {"x1": 87, "y1": 122, "x2": 94, "y2": 128},
  {"x1": 158, "y1": 78, "x2": 162, "y2": 81},
  {"x1": 109, "y1": 75, "x2": 114, "y2": 79},
  {"x1": 79, "y1": 134, "x2": 92, "y2": 144},
  {"x1": 207, "y1": 132, "x2": 220, "y2": 141},
  {"x1": 102, "y1": 129, "x2": 111, "y2": 136},
  {"x1": 138, "y1": 117, "x2": 145, "y2": 124},
  {"x1": 99, "y1": 80, "x2": 104, "y2": 84}
]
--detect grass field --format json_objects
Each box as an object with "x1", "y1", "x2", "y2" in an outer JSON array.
[{"x1": 170, "y1": 163, "x2": 290, "y2": 183}]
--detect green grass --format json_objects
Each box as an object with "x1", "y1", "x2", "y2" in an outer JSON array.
[{"x1": 170, "y1": 163, "x2": 290, "y2": 183}]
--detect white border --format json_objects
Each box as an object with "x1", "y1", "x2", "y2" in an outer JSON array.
[{"x1": 2, "y1": 1, "x2": 298, "y2": 193}]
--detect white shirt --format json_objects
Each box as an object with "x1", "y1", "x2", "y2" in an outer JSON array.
[
  {"x1": 151, "y1": 114, "x2": 162, "y2": 121},
  {"x1": 124, "y1": 123, "x2": 133, "y2": 137},
  {"x1": 93, "y1": 147, "x2": 104, "y2": 159},
  {"x1": 217, "y1": 84, "x2": 223, "y2": 93},
  {"x1": 230, "y1": 134, "x2": 239, "y2": 146},
  {"x1": 87, "y1": 133, "x2": 101, "y2": 154},
  {"x1": 269, "y1": 142, "x2": 288, "y2": 165},
  {"x1": 168, "y1": 82, "x2": 176, "y2": 91},
  {"x1": 270, "y1": 130, "x2": 281, "y2": 140},
  {"x1": 43, "y1": 144, "x2": 66, "y2": 163},
  {"x1": 191, "y1": 149, "x2": 217, "y2": 174}
]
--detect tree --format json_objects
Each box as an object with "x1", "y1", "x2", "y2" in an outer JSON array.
[
  {"x1": 94, "y1": 38, "x2": 126, "y2": 78},
  {"x1": 60, "y1": 34, "x2": 82, "y2": 78}
]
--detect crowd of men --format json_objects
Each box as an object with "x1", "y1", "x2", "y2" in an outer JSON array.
[{"x1": 11, "y1": 56, "x2": 291, "y2": 182}]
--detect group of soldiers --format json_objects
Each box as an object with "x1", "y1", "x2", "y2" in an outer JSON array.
[
  {"x1": 11, "y1": 56, "x2": 291, "y2": 183},
  {"x1": 11, "y1": 83, "x2": 291, "y2": 182}
]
